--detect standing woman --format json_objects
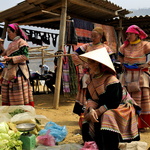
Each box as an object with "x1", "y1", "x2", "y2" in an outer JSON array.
[
  {"x1": 118, "y1": 25, "x2": 150, "y2": 131},
  {"x1": 72, "y1": 27, "x2": 115, "y2": 118},
  {"x1": 0, "y1": 23, "x2": 34, "y2": 106}
]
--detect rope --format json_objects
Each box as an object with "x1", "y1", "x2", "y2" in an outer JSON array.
[{"x1": 140, "y1": 116, "x2": 150, "y2": 128}]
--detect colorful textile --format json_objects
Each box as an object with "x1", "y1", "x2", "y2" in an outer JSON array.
[
  {"x1": 119, "y1": 40, "x2": 150, "y2": 128},
  {"x1": 101, "y1": 88, "x2": 139, "y2": 140},
  {"x1": 62, "y1": 56, "x2": 70, "y2": 93},
  {"x1": 68, "y1": 56, "x2": 78, "y2": 96},
  {"x1": 1, "y1": 76, "x2": 34, "y2": 106},
  {"x1": 129, "y1": 87, "x2": 150, "y2": 128},
  {"x1": 101, "y1": 102, "x2": 139, "y2": 140},
  {"x1": 84, "y1": 73, "x2": 139, "y2": 140},
  {"x1": 119, "y1": 41, "x2": 150, "y2": 65},
  {"x1": 126, "y1": 25, "x2": 148, "y2": 40},
  {"x1": 1, "y1": 37, "x2": 34, "y2": 106},
  {"x1": 4, "y1": 37, "x2": 28, "y2": 57},
  {"x1": 73, "y1": 18, "x2": 94, "y2": 50}
]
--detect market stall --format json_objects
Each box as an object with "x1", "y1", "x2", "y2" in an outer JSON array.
[
  {"x1": 0, "y1": 0, "x2": 130, "y2": 109},
  {"x1": 0, "y1": 105, "x2": 71, "y2": 149}
]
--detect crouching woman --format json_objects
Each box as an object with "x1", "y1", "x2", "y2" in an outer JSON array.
[{"x1": 80, "y1": 48, "x2": 141, "y2": 150}]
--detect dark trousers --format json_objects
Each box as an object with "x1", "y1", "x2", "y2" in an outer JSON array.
[
  {"x1": 82, "y1": 122, "x2": 120, "y2": 150},
  {"x1": 45, "y1": 78, "x2": 55, "y2": 93}
]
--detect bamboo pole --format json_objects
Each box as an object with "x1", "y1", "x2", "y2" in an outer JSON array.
[
  {"x1": 29, "y1": 46, "x2": 49, "y2": 50},
  {"x1": 1, "y1": 21, "x2": 8, "y2": 39},
  {"x1": 19, "y1": 17, "x2": 60, "y2": 25},
  {"x1": 29, "y1": 54, "x2": 71, "y2": 59},
  {"x1": 117, "y1": 17, "x2": 123, "y2": 53},
  {"x1": 41, "y1": 10, "x2": 60, "y2": 16},
  {"x1": 53, "y1": 0, "x2": 67, "y2": 109},
  {"x1": 41, "y1": 49, "x2": 44, "y2": 66}
]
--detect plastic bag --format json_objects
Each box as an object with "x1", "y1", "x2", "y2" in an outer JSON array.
[
  {"x1": 0, "y1": 105, "x2": 36, "y2": 115},
  {"x1": 35, "y1": 115, "x2": 49, "y2": 125},
  {"x1": 0, "y1": 105, "x2": 36, "y2": 123},
  {"x1": 37, "y1": 129, "x2": 55, "y2": 146},
  {"x1": 39, "y1": 121, "x2": 67, "y2": 142},
  {"x1": 10, "y1": 112, "x2": 36, "y2": 124},
  {"x1": 0, "y1": 106, "x2": 49, "y2": 126},
  {"x1": 119, "y1": 141, "x2": 148, "y2": 150},
  {"x1": 0, "y1": 113, "x2": 11, "y2": 122},
  {"x1": 80, "y1": 141, "x2": 99, "y2": 150}
]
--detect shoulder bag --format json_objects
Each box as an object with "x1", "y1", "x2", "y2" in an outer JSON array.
[{"x1": 125, "y1": 70, "x2": 141, "y2": 93}]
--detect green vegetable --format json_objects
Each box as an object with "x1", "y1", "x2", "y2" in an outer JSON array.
[
  {"x1": 9, "y1": 109, "x2": 26, "y2": 117},
  {"x1": 0, "y1": 122, "x2": 9, "y2": 133},
  {"x1": 0, "y1": 122, "x2": 22, "y2": 150}
]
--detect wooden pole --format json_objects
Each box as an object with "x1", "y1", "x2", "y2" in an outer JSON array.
[
  {"x1": 19, "y1": 17, "x2": 60, "y2": 25},
  {"x1": 53, "y1": 0, "x2": 67, "y2": 109},
  {"x1": 117, "y1": 17, "x2": 123, "y2": 53},
  {"x1": 41, "y1": 49, "x2": 44, "y2": 66},
  {"x1": 1, "y1": 21, "x2": 8, "y2": 39}
]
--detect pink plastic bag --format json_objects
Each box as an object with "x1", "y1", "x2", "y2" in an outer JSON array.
[
  {"x1": 36, "y1": 129, "x2": 55, "y2": 146},
  {"x1": 80, "y1": 141, "x2": 99, "y2": 150}
]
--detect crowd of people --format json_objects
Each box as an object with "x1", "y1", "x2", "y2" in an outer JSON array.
[
  {"x1": 0, "y1": 22, "x2": 150, "y2": 149},
  {"x1": 72, "y1": 25, "x2": 150, "y2": 149}
]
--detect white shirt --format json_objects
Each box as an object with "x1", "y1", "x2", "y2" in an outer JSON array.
[{"x1": 41, "y1": 64, "x2": 49, "y2": 74}]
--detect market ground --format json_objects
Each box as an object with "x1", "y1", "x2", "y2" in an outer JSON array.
[
  {"x1": 0, "y1": 93, "x2": 150, "y2": 149},
  {"x1": 34, "y1": 93, "x2": 150, "y2": 149}
]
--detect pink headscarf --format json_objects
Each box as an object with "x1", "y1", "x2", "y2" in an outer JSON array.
[
  {"x1": 8, "y1": 23, "x2": 28, "y2": 40},
  {"x1": 126, "y1": 25, "x2": 148, "y2": 40},
  {"x1": 123, "y1": 25, "x2": 148, "y2": 47}
]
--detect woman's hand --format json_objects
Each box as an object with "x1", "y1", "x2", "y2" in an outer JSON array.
[
  {"x1": 138, "y1": 63, "x2": 149, "y2": 69},
  {"x1": 3, "y1": 56, "x2": 12, "y2": 61},
  {"x1": 84, "y1": 108, "x2": 99, "y2": 123}
]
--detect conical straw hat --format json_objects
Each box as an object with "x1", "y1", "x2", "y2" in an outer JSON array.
[{"x1": 79, "y1": 47, "x2": 116, "y2": 73}]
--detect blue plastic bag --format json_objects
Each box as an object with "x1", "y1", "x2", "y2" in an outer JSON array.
[{"x1": 39, "y1": 121, "x2": 67, "y2": 142}]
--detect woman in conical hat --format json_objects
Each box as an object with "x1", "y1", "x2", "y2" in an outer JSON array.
[
  {"x1": 80, "y1": 48, "x2": 140, "y2": 150},
  {"x1": 119, "y1": 25, "x2": 150, "y2": 132}
]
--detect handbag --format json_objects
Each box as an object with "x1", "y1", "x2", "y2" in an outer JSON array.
[
  {"x1": 2, "y1": 64, "x2": 18, "y2": 81},
  {"x1": 126, "y1": 81, "x2": 141, "y2": 93},
  {"x1": 125, "y1": 70, "x2": 141, "y2": 93}
]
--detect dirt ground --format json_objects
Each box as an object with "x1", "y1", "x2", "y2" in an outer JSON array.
[
  {"x1": 33, "y1": 93, "x2": 150, "y2": 149},
  {"x1": 34, "y1": 93, "x2": 83, "y2": 145}
]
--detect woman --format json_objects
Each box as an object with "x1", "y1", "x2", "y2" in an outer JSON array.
[
  {"x1": 118, "y1": 25, "x2": 150, "y2": 131},
  {"x1": 80, "y1": 48, "x2": 140, "y2": 150},
  {"x1": 72, "y1": 27, "x2": 115, "y2": 118},
  {"x1": 0, "y1": 23, "x2": 34, "y2": 106}
]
